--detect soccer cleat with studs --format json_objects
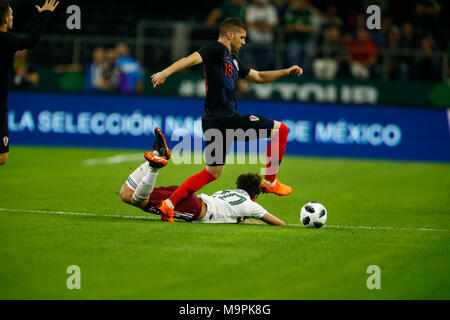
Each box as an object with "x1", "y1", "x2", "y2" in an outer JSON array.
[
  {"x1": 145, "y1": 201, "x2": 174, "y2": 222},
  {"x1": 261, "y1": 180, "x2": 293, "y2": 196},
  {"x1": 153, "y1": 127, "x2": 171, "y2": 160},
  {"x1": 157, "y1": 200, "x2": 175, "y2": 223},
  {"x1": 144, "y1": 151, "x2": 168, "y2": 169}
]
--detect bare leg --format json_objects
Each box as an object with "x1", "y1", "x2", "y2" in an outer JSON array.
[
  {"x1": 0, "y1": 152, "x2": 8, "y2": 165},
  {"x1": 206, "y1": 164, "x2": 224, "y2": 178}
]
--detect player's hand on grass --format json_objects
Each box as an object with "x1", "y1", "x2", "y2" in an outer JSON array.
[
  {"x1": 35, "y1": 0, "x2": 59, "y2": 13},
  {"x1": 241, "y1": 220, "x2": 264, "y2": 225},
  {"x1": 287, "y1": 65, "x2": 303, "y2": 77},
  {"x1": 151, "y1": 71, "x2": 168, "y2": 88}
]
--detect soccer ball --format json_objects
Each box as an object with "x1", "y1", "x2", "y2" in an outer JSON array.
[{"x1": 300, "y1": 202, "x2": 327, "y2": 228}]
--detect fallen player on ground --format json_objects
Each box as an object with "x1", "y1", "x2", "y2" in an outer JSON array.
[{"x1": 119, "y1": 127, "x2": 285, "y2": 226}]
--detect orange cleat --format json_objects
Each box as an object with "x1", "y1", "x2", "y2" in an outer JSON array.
[
  {"x1": 144, "y1": 151, "x2": 168, "y2": 169},
  {"x1": 157, "y1": 200, "x2": 175, "y2": 223},
  {"x1": 261, "y1": 180, "x2": 293, "y2": 196},
  {"x1": 153, "y1": 127, "x2": 171, "y2": 160}
]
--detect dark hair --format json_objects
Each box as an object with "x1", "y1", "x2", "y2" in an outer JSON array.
[
  {"x1": 219, "y1": 17, "x2": 247, "y2": 37},
  {"x1": 0, "y1": 2, "x2": 10, "y2": 22},
  {"x1": 236, "y1": 173, "x2": 261, "y2": 199}
]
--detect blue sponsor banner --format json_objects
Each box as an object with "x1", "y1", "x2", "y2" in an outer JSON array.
[{"x1": 7, "y1": 92, "x2": 450, "y2": 162}]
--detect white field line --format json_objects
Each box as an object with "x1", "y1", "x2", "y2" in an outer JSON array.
[
  {"x1": 320, "y1": 224, "x2": 450, "y2": 232},
  {"x1": 0, "y1": 207, "x2": 156, "y2": 221},
  {"x1": 83, "y1": 153, "x2": 144, "y2": 166},
  {"x1": 83, "y1": 152, "x2": 265, "y2": 166},
  {"x1": 0, "y1": 208, "x2": 449, "y2": 233}
]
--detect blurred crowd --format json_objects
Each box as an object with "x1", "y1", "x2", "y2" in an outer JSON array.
[
  {"x1": 12, "y1": 42, "x2": 144, "y2": 94},
  {"x1": 10, "y1": 49, "x2": 40, "y2": 90},
  {"x1": 203, "y1": 0, "x2": 447, "y2": 82},
  {"x1": 9, "y1": 0, "x2": 448, "y2": 91},
  {"x1": 82, "y1": 43, "x2": 144, "y2": 93}
]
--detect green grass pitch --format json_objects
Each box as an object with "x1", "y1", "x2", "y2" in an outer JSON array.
[{"x1": 0, "y1": 146, "x2": 449, "y2": 299}]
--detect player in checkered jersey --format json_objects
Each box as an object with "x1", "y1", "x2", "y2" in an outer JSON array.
[
  {"x1": 119, "y1": 127, "x2": 285, "y2": 226},
  {"x1": 151, "y1": 17, "x2": 303, "y2": 222}
]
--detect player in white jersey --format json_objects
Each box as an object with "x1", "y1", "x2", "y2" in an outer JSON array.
[
  {"x1": 119, "y1": 128, "x2": 285, "y2": 226},
  {"x1": 197, "y1": 189, "x2": 269, "y2": 224}
]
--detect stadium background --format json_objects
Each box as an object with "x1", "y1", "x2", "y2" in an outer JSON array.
[
  {"x1": 1, "y1": 0, "x2": 449, "y2": 300},
  {"x1": 6, "y1": 0, "x2": 450, "y2": 161}
]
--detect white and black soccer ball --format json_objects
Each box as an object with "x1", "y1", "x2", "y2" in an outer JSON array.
[{"x1": 300, "y1": 202, "x2": 327, "y2": 228}]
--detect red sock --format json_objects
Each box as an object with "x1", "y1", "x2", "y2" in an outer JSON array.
[
  {"x1": 265, "y1": 122, "x2": 289, "y2": 183},
  {"x1": 168, "y1": 168, "x2": 217, "y2": 207}
]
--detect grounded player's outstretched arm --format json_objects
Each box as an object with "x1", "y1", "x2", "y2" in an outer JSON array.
[
  {"x1": 260, "y1": 213, "x2": 286, "y2": 226},
  {"x1": 245, "y1": 65, "x2": 303, "y2": 84},
  {"x1": 151, "y1": 52, "x2": 203, "y2": 88}
]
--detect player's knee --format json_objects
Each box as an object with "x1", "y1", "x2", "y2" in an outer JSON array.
[
  {"x1": 0, "y1": 153, "x2": 8, "y2": 165},
  {"x1": 206, "y1": 165, "x2": 223, "y2": 178},
  {"x1": 271, "y1": 121, "x2": 289, "y2": 139},
  {"x1": 119, "y1": 184, "x2": 133, "y2": 204},
  {"x1": 279, "y1": 122, "x2": 289, "y2": 137}
]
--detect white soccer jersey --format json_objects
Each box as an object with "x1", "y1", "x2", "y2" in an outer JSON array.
[{"x1": 195, "y1": 189, "x2": 268, "y2": 224}]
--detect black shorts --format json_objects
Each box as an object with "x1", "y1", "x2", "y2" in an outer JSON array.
[
  {"x1": 0, "y1": 110, "x2": 9, "y2": 153},
  {"x1": 202, "y1": 113, "x2": 274, "y2": 166}
]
